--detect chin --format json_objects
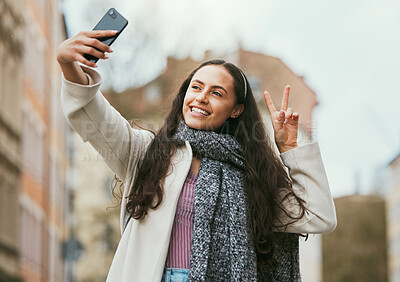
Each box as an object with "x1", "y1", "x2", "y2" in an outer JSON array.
[{"x1": 183, "y1": 111, "x2": 225, "y2": 131}]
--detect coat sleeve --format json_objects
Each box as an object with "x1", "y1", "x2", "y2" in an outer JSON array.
[
  {"x1": 275, "y1": 142, "x2": 337, "y2": 234},
  {"x1": 61, "y1": 65, "x2": 153, "y2": 182}
]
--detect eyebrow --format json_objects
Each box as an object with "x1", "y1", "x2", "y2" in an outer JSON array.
[{"x1": 192, "y1": 79, "x2": 228, "y2": 95}]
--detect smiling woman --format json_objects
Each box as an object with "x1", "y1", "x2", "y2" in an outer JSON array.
[
  {"x1": 182, "y1": 65, "x2": 244, "y2": 131},
  {"x1": 57, "y1": 30, "x2": 336, "y2": 282}
]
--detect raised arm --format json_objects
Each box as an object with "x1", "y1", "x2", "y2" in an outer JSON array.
[
  {"x1": 277, "y1": 143, "x2": 337, "y2": 233},
  {"x1": 263, "y1": 85, "x2": 336, "y2": 234},
  {"x1": 58, "y1": 31, "x2": 153, "y2": 182}
]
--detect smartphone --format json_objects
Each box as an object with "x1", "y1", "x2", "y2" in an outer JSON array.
[{"x1": 84, "y1": 8, "x2": 128, "y2": 63}]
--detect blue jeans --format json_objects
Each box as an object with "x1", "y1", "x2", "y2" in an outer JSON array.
[{"x1": 161, "y1": 268, "x2": 189, "y2": 282}]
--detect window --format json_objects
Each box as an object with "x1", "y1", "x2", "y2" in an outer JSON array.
[
  {"x1": 47, "y1": 229, "x2": 59, "y2": 281},
  {"x1": 19, "y1": 204, "x2": 33, "y2": 263},
  {"x1": 0, "y1": 176, "x2": 5, "y2": 236},
  {"x1": 0, "y1": 44, "x2": 4, "y2": 107},
  {"x1": 24, "y1": 16, "x2": 45, "y2": 99},
  {"x1": 35, "y1": 129, "x2": 45, "y2": 183},
  {"x1": 20, "y1": 207, "x2": 28, "y2": 260},
  {"x1": 21, "y1": 110, "x2": 45, "y2": 183}
]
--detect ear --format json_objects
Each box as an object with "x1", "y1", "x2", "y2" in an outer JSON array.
[{"x1": 230, "y1": 104, "x2": 244, "y2": 118}]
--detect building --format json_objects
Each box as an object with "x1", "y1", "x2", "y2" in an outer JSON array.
[
  {"x1": 69, "y1": 133, "x2": 121, "y2": 281},
  {"x1": 17, "y1": 0, "x2": 70, "y2": 281},
  {"x1": 323, "y1": 195, "x2": 387, "y2": 281},
  {"x1": 387, "y1": 153, "x2": 400, "y2": 282},
  {"x1": 0, "y1": 0, "x2": 24, "y2": 281}
]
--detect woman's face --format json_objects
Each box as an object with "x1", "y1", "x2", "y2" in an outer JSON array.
[{"x1": 182, "y1": 65, "x2": 243, "y2": 131}]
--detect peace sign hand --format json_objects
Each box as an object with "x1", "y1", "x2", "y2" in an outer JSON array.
[{"x1": 264, "y1": 85, "x2": 299, "y2": 153}]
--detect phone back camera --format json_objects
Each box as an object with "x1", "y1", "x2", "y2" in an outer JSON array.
[{"x1": 109, "y1": 9, "x2": 116, "y2": 18}]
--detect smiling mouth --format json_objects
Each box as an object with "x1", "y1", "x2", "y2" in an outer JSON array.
[{"x1": 190, "y1": 106, "x2": 210, "y2": 116}]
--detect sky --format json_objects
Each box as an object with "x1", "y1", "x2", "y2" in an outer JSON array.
[{"x1": 62, "y1": 0, "x2": 400, "y2": 198}]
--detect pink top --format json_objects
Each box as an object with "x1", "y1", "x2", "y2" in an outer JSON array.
[{"x1": 165, "y1": 170, "x2": 197, "y2": 269}]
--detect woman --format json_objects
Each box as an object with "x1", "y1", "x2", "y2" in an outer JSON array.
[{"x1": 58, "y1": 30, "x2": 336, "y2": 282}]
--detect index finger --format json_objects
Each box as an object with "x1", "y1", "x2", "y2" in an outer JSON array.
[
  {"x1": 86, "y1": 30, "x2": 119, "y2": 38},
  {"x1": 280, "y1": 85, "x2": 290, "y2": 111},
  {"x1": 263, "y1": 91, "x2": 277, "y2": 114}
]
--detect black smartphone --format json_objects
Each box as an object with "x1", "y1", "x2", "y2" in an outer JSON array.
[{"x1": 84, "y1": 8, "x2": 128, "y2": 63}]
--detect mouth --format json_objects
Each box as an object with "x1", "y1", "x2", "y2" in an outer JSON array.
[{"x1": 190, "y1": 106, "x2": 210, "y2": 116}]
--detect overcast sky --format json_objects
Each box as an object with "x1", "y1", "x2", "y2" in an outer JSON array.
[{"x1": 63, "y1": 0, "x2": 400, "y2": 198}]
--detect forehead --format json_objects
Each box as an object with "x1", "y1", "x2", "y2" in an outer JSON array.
[{"x1": 192, "y1": 65, "x2": 234, "y2": 88}]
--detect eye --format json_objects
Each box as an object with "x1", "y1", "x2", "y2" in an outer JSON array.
[
  {"x1": 212, "y1": 91, "x2": 222, "y2": 97},
  {"x1": 192, "y1": 85, "x2": 201, "y2": 90}
]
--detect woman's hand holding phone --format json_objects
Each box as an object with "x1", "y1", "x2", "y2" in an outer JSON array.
[
  {"x1": 57, "y1": 30, "x2": 117, "y2": 67},
  {"x1": 56, "y1": 30, "x2": 117, "y2": 84}
]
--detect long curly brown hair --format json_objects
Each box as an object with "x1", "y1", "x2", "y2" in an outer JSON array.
[{"x1": 125, "y1": 59, "x2": 307, "y2": 270}]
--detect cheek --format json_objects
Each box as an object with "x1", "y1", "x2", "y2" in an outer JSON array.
[
  {"x1": 218, "y1": 102, "x2": 236, "y2": 118},
  {"x1": 182, "y1": 95, "x2": 189, "y2": 110},
  {"x1": 182, "y1": 93, "x2": 192, "y2": 114},
  {"x1": 183, "y1": 91, "x2": 192, "y2": 104}
]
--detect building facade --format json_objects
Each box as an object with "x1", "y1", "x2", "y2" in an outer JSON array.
[
  {"x1": 323, "y1": 195, "x2": 387, "y2": 281},
  {"x1": 17, "y1": 0, "x2": 69, "y2": 281},
  {"x1": 69, "y1": 133, "x2": 120, "y2": 281},
  {"x1": 0, "y1": 0, "x2": 24, "y2": 280},
  {"x1": 387, "y1": 153, "x2": 400, "y2": 282}
]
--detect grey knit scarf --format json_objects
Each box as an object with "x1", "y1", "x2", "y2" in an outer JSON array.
[{"x1": 172, "y1": 120, "x2": 301, "y2": 281}]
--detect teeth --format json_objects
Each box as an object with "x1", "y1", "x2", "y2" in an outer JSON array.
[{"x1": 192, "y1": 107, "x2": 210, "y2": 116}]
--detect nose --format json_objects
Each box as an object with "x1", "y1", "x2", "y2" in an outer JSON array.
[{"x1": 195, "y1": 90, "x2": 209, "y2": 104}]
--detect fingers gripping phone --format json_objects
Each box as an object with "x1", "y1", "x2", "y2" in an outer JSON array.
[{"x1": 84, "y1": 8, "x2": 128, "y2": 63}]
